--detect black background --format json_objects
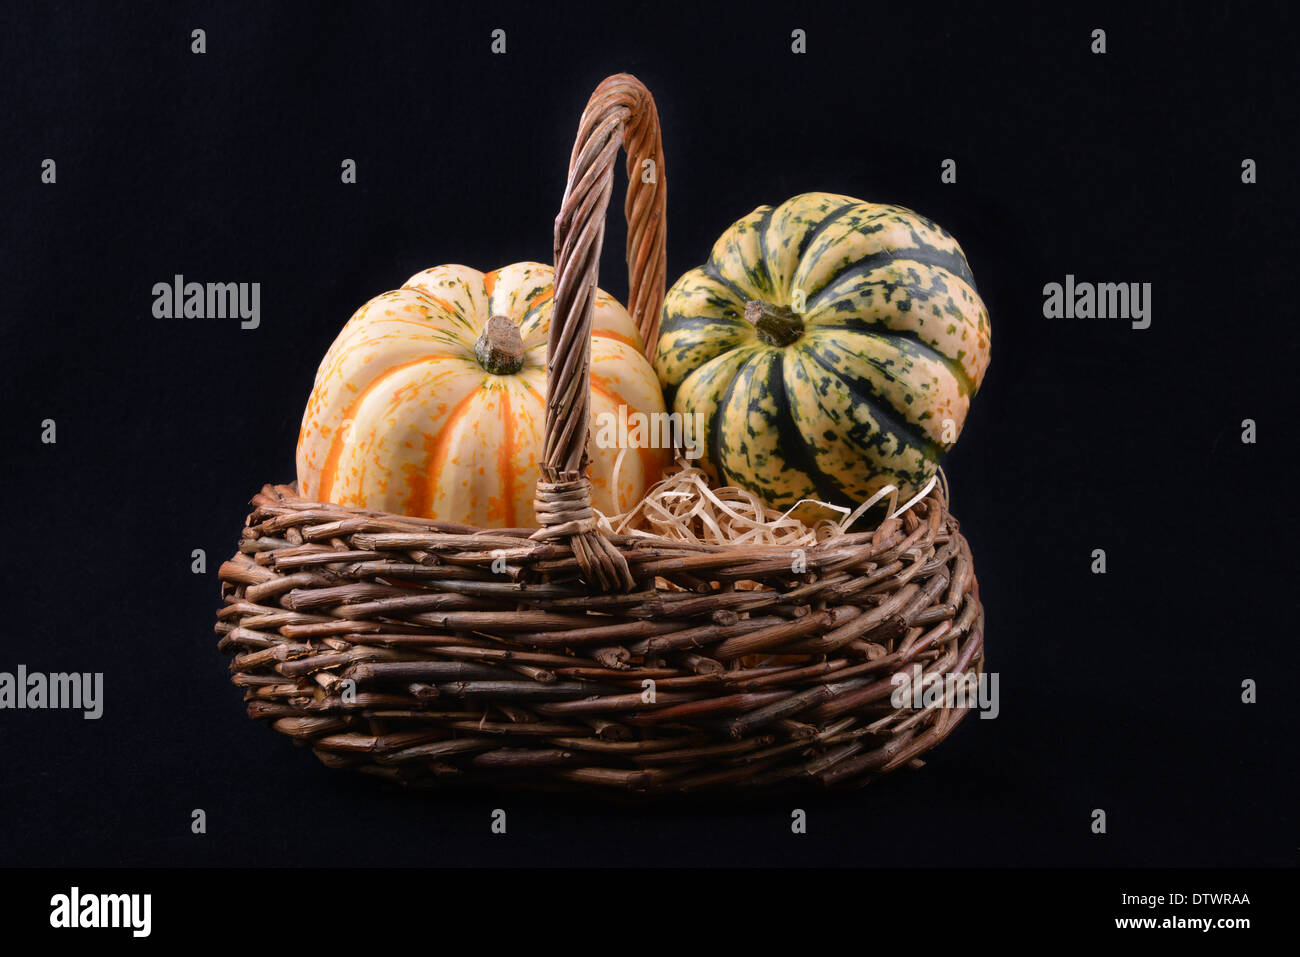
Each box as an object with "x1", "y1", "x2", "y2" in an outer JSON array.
[{"x1": 1, "y1": 0, "x2": 1296, "y2": 868}]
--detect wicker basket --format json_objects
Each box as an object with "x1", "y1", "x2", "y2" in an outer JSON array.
[{"x1": 215, "y1": 75, "x2": 986, "y2": 794}]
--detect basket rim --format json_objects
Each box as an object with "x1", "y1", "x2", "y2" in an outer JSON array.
[{"x1": 248, "y1": 479, "x2": 950, "y2": 557}]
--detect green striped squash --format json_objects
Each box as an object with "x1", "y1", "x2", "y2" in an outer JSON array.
[{"x1": 654, "y1": 191, "x2": 991, "y2": 511}]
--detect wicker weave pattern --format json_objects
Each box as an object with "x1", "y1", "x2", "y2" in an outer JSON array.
[
  {"x1": 215, "y1": 74, "x2": 986, "y2": 793},
  {"x1": 216, "y1": 484, "x2": 984, "y2": 792}
]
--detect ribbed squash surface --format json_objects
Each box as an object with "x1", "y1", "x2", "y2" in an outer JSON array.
[
  {"x1": 655, "y1": 192, "x2": 991, "y2": 508},
  {"x1": 298, "y1": 262, "x2": 666, "y2": 527}
]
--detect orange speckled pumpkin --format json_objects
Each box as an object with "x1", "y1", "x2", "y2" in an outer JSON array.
[{"x1": 297, "y1": 262, "x2": 667, "y2": 527}]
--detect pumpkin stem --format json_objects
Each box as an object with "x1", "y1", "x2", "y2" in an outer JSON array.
[
  {"x1": 475, "y1": 315, "x2": 526, "y2": 375},
  {"x1": 745, "y1": 300, "x2": 804, "y2": 347}
]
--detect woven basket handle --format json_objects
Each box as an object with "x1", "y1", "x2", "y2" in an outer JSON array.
[{"x1": 531, "y1": 74, "x2": 667, "y2": 591}]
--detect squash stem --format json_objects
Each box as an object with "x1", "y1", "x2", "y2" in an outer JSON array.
[
  {"x1": 475, "y1": 315, "x2": 526, "y2": 374},
  {"x1": 745, "y1": 300, "x2": 804, "y2": 346}
]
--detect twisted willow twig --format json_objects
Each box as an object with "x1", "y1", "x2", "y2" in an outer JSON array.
[{"x1": 538, "y1": 74, "x2": 667, "y2": 592}]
